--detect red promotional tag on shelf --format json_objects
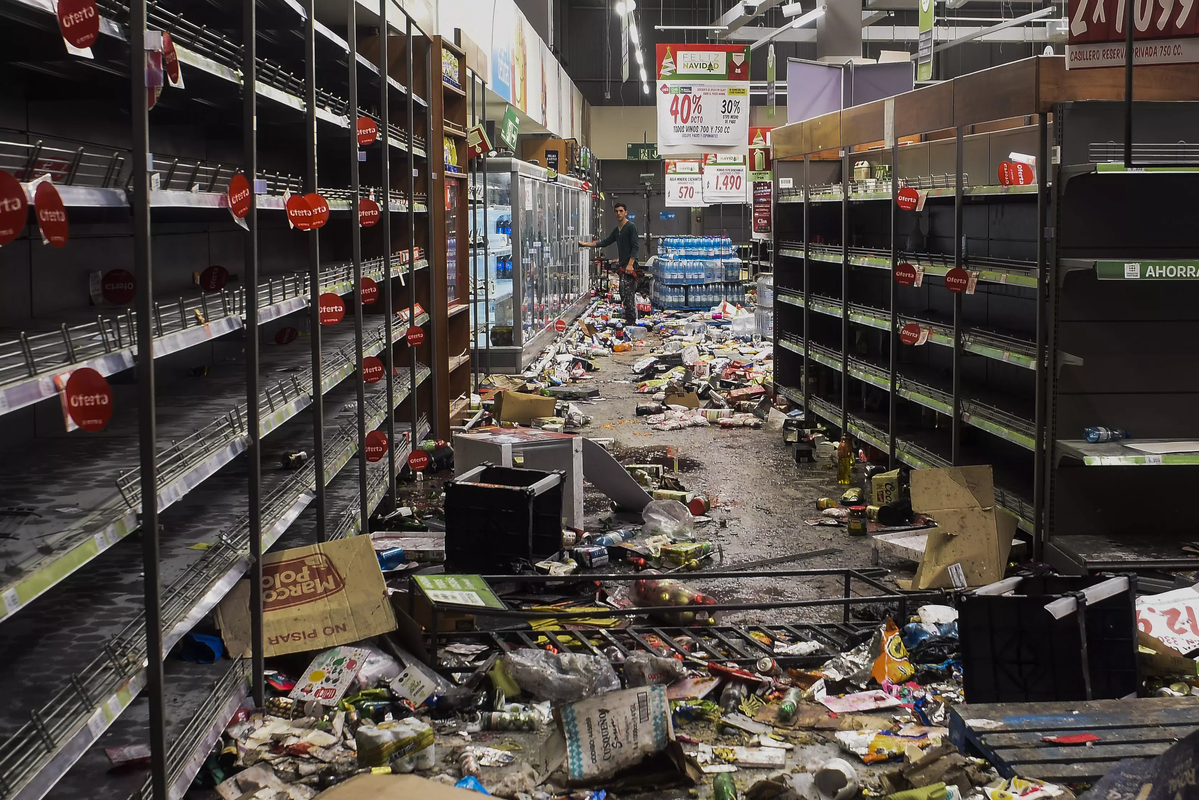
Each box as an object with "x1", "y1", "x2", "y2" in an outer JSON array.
[
  {"x1": 356, "y1": 116, "x2": 379, "y2": 147},
  {"x1": 228, "y1": 173, "x2": 252, "y2": 218},
  {"x1": 304, "y1": 193, "x2": 329, "y2": 229},
  {"x1": 275, "y1": 326, "x2": 299, "y2": 345},
  {"x1": 0, "y1": 169, "x2": 28, "y2": 246},
  {"x1": 894, "y1": 262, "x2": 917, "y2": 287},
  {"x1": 359, "y1": 197, "x2": 380, "y2": 227},
  {"x1": 405, "y1": 325, "x2": 425, "y2": 346},
  {"x1": 34, "y1": 181, "x2": 68, "y2": 247},
  {"x1": 360, "y1": 276, "x2": 378, "y2": 305},
  {"x1": 318, "y1": 292, "x2": 345, "y2": 325},
  {"x1": 162, "y1": 32, "x2": 181, "y2": 86},
  {"x1": 554, "y1": 319, "x2": 567, "y2": 333},
  {"x1": 896, "y1": 186, "x2": 920, "y2": 211},
  {"x1": 408, "y1": 449, "x2": 430, "y2": 471},
  {"x1": 102, "y1": 269, "x2": 135, "y2": 305},
  {"x1": 899, "y1": 323, "x2": 923, "y2": 346},
  {"x1": 198, "y1": 264, "x2": 229, "y2": 292},
  {"x1": 57, "y1": 0, "x2": 100, "y2": 50},
  {"x1": 64, "y1": 367, "x2": 113, "y2": 432},
  {"x1": 365, "y1": 430, "x2": 388, "y2": 462},
  {"x1": 286, "y1": 193, "x2": 314, "y2": 230},
  {"x1": 998, "y1": 160, "x2": 1035, "y2": 186},
  {"x1": 945, "y1": 267, "x2": 970, "y2": 293},
  {"x1": 362, "y1": 356, "x2": 384, "y2": 383}
]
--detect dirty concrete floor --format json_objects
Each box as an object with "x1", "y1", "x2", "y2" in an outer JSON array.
[{"x1": 578, "y1": 337, "x2": 906, "y2": 627}]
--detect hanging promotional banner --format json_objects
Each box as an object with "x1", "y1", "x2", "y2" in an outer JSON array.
[
  {"x1": 360, "y1": 276, "x2": 379, "y2": 305},
  {"x1": 665, "y1": 160, "x2": 706, "y2": 208},
  {"x1": 702, "y1": 155, "x2": 748, "y2": 204},
  {"x1": 365, "y1": 430, "x2": 388, "y2": 462},
  {"x1": 1067, "y1": 0, "x2": 1199, "y2": 67},
  {"x1": 656, "y1": 44, "x2": 751, "y2": 155},
  {"x1": 0, "y1": 169, "x2": 28, "y2": 246},
  {"x1": 766, "y1": 44, "x2": 777, "y2": 119},
  {"x1": 34, "y1": 181, "x2": 69, "y2": 248},
  {"x1": 917, "y1": 0, "x2": 934, "y2": 81}
]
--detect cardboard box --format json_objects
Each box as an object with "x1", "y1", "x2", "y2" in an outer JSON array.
[
  {"x1": 493, "y1": 390, "x2": 557, "y2": 426},
  {"x1": 872, "y1": 468, "x2": 900, "y2": 506},
  {"x1": 217, "y1": 536, "x2": 397, "y2": 657},
  {"x1": 910, "y1": 466, "x2": 1016, "y2": 590},
  {"x1": 664, "y1": 390, "x2": 701, "y2": 409}
]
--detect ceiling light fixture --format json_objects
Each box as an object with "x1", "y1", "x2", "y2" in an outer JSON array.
[
  {"x1": 749, "y1": 4, "x2": 826, "y2": 50},
  {"x1": 635, "y1": 48, "x2": 644, "y2": 64},
  {"x1": 629, "y1": 24, "x2": 640, "y2": 46},
  {"x1": 615, "y1": 0, "x2": 637, "y2": 16},
  {"x1": 642, "y1": 82, "x2": 650, "y2": 94},
  {"x1": 653, "y1": 24, "x2": 729, "y2": 30}
]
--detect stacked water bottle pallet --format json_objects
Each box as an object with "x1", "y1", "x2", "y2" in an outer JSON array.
[{"x1": 652, "y1": 236, "x2": 743, "y2": 310}]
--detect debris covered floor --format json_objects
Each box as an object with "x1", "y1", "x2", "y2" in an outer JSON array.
[{"x1": 171, "y1": 306, "x2": 1155, "y2": 800}]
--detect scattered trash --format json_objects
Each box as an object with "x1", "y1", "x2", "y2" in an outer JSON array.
[{"x1": 814, "y1": 757, "x2": 860, "y2": 800}]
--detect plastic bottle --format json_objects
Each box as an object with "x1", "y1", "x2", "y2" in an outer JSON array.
[
  {"x1": 1085, "y1": 427, "x2": 1130, "y2": 443},
  {"x1": 719, "y1": 681, "x2": 748, "y2": 714},
  {"x1": 836, "y1": 435, "x2": 853, "y2": 486},
  {"x1": 592, "y1": 530, "x2": 635, "y2": 548},
  {"x1": 714, "y1": 773, "x2": 738, "y2": 800},
  {"x1": 779, "y1": 687, "x2": 803, "y2": 722}
]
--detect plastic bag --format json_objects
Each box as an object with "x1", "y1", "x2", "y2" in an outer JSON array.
[
  {"x1": 501, "y1": 649, "x2": 621, "y2": 703},
  {"x1": 870, "y1": 618, "x2": 915, "y2": 684},
  {"x1": 629, "y1": 571, "x2": 719, "y2": 625},
  {"x1": 354, "y1": 645, "x2": 404, "y2": 690},
  {"x1": 641, "y1": 499, "x2": 695, "y2": 539},
  {"x1": 622, "y1": 652, "x2": 689, "y2": 687}
]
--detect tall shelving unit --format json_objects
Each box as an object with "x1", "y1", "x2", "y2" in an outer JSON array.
[
  {"x1": 0, "y1": 0, "x2": 449, "y2": 797},
  {"x1": 772, "y1": 56, "x2": 1199, "y2": 563}
]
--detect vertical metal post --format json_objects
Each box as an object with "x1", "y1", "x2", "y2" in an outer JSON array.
[
  {"x1": 1033, "y1": 113, "x2": 1048, "y2": 555},
  {"x1": 349, "y1": 0, "x2": 369, "y2": 530},
  {"x1": 425, "y1": 36, "x2": 439, "y2": 437},
  {"x1": 380, "y1": 0, "x2": 396, "y2": 510},
  {"x1": 243, "y1": 0, "x2": 265, "y2": 707},
  {"x1": 482, "y1": 85, "x2": 491, "y2": 378},
  {"x1": 469, "y1": 74, "x2": 479, "y2": 392},
  {"x1": 407, "y1": 19, "x2": 419, "y2": 442},
  {"x1": 132, "y1": 2, "x2": 167, "y2": 796},
  {"x1": 304, "y1": 0, "x2": 326, "y2": 540},
  {"x1": 802, "y1": 155, "x2": 810, "y2": 417},
  {"x1": 840, "y1": 150, "x2": 849, "y2": 432},
  {"x1": 888, "y1": 139, "x2": 899, "y2": 468},
  {"x1": 951, "y1": 126, "x2": 964, "y2": 465},
  {"x1": 1124, "y1": 0, "x2": 1134, "y2": 169}
]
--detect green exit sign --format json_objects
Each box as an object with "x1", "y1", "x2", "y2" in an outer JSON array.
[{"x1": 627, "y1": 142, "x2": 659, "y2": 160}]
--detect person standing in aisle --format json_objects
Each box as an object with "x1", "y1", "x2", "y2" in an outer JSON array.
[{"x1": 580, "y1": 202, "x2": 640, "y2": 323}]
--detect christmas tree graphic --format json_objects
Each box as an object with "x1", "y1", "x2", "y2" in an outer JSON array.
[{"x1": 660, "y1": 46, "x2": 676, "y2": 77}]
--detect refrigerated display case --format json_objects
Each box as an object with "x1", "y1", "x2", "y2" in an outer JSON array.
[{"x1": 470, "y1": 157, "x2": 592, "y2": 372}]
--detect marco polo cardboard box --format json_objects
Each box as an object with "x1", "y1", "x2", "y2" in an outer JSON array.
[{"x1": 217, "y1": 536, "x2": 397, "y2": 657}]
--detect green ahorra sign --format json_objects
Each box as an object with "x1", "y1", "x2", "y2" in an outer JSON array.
[{"x1": 1097, "y1": 260, "x2": 1199, "y2": 280}]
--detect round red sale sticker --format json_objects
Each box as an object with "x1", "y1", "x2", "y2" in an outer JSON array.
[
  {"x1": 0, "y1": 169, "x2": 28, "y2": 246},
  {"x1": 998, "y1": 160, "x2": 1035, "y2": 186},
  {"x1": 275, "y1": 326, "x2": 299, "y2": 345},
  {"x1": 65, "y1": 367, "x2": 113, "y2": 432},
  {"x1": 318, "y1": 292, "x2": 345, "y2": 325},
  {"x1": 34, "y1": 181, "x2": 68, "y2": 248},
  {"x1": 899, "y1": 323, "x2": 923, "y2": 346},
  {"x1": 360, "y1": 277, "x2": 378, "y2": 305},
  {"x1": 102, "y1": 269, "x2": 135, "y2": 305},
  {"x1": 894, "y1": 262, "x2": 917, "y2": 287},
  {"x1": 162, "y1": 32, "x2": 180, "y2": 85},
  {"x1": 554, "y1": 319, "x2": 567, "y2": 333},
  {"x1": 356, "y1": 116, "x2": 379, "y2": 147},
  {"x1": 199, "y1": 264, "x2": 229, "y2": 292},
  {"x1": 896, "y1": 186, "x2": 920, "y2": 211},
  {"x1": 945, "y1": 267, "x2": 970, "y2": 293},
  {"x1": 227, "y1": 173, "x2": 251, "y2": 218},
  {"x1": 57, "y1": 0, "x2": 100, "y2": 49},
  {"x1": 359, "y1": 197, "x2": 380, "y2": 227},
  {"x1": 304, "y1": 193, "x2": 330, "y2": 229},
  {"x1": 365, "y1": 430, "x2": 389, "y2": 462},
  {"x1": 362, "y1": 356, "x2": 385, "y2": 383},
  {"x1": 286, "y1": 193, "x2": 313, "y2": 230},
  {"x1": 405, "y1": 325, "x2": 425, "y2": 347},
  {"x1": 408, "y1": 449, "x2": 430, "y2": 471}
]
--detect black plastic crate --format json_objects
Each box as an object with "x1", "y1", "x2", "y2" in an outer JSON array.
[
  {"x1": 445, "y1": 463, "x2": 564, "y2": 570},
  {"x1": 959, "y1": 574, "x2": 1138, "y2": 704}
]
